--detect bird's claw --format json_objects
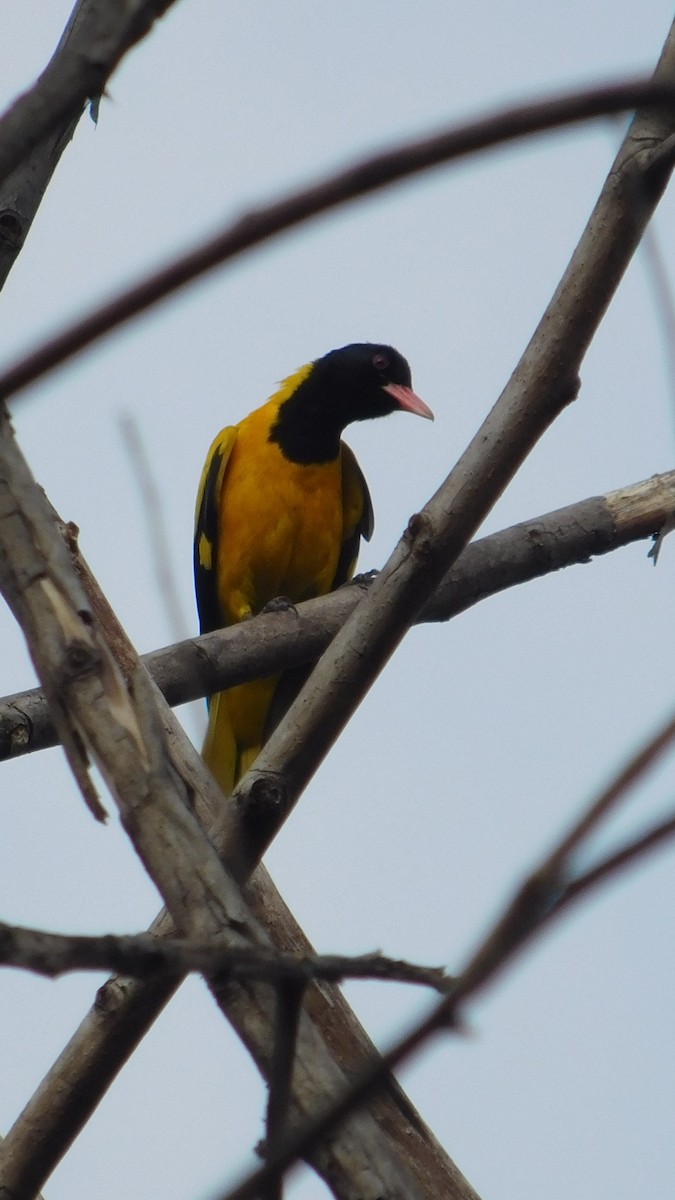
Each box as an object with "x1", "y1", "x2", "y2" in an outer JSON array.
[
  {"x1": 261, "y1": 595, "x2": 298, "y2": 616},
  {"x1": 350, "y1": 569, "x2": 379, "y2": 588}
]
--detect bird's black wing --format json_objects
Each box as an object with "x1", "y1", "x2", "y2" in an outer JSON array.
[
  {"x1": 332, "y1": 441, "x2": 374, "y2": 589},
  {"x1": 193, "y1": 425, "x2": 237, "y2": 635}
]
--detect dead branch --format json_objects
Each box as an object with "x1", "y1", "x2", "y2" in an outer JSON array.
[
  {"x1": 0, "y1": 0, "x2": 180, "y2": 290},
  {"x1": 2, "y1": 78, "x2": 675, "y2": 400},
  {"x1": 0, "y1": 919, "x2": 451, "y2": 990}
]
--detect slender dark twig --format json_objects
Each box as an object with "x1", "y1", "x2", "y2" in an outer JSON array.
[
  {"x1": 544, "y1": 710, "x2": 675, "y2": 872},
  {"x1": 1, "y1": 79, "x2": 675, "y2": 403},
  {"x1": 562, "y1": 809, "x2": 675, "y2": 904}
]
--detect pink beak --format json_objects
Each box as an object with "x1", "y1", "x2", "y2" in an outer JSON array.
[{"x1": 383, "y1": 381, "x2": 434, "y2": 421}]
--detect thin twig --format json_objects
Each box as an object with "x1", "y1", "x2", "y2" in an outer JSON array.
[
  {"x1": 641, "y1": 223, "x2": 675, "y2": 426},
  {"x1": 118, "y1": 413, "x2": 193, "y2": 645},
  {"x1": 0, "y1": 920, "x2": 451, "y2": 990},
  {"x1": 446, "y1": 709, "x2": 675, "y2": 998},
  {"x1": 562, "y1": 808, "x2": 675, "y2": 905},
  {"x1": 2, "y1": 79, "x2": 675, "y2": 402},
  {"x1": 544, "y1": 710, "x2": 675, "y2": 872}
]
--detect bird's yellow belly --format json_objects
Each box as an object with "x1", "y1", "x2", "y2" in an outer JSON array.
[{"x1": 216, "y1": 447, "x2": 343, "y2": 622}]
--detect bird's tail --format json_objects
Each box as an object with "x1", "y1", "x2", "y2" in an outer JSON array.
[
  {"x1": 202, "y1": 663, "x2": 313, "y2": 797},
  {"x1": 201, "y1": 675, "x2": 280, "y2": 796},
  {"x1": 202, "y1": 691, "x2": 239, "y2": 796}
]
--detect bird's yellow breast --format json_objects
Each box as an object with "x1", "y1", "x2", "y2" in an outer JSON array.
[{"x1": 215, "y1": 400, "x2": 344, "y2": 624}]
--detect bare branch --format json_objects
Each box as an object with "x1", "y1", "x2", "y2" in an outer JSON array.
[
  {"x1": 546, "y1": 711, "x2": 675, "y2": 871},
  {"x1": 0, "y1": 919, "x2": 451, "y2": 990},
  {"x1": 2, "y1": 78, "x2": 675, "y2": 401},
  {"x1": 0, "y1": 411, "x2": 109, "y2": 818},
  {"x1": 1, "y1": 467, "x2": 672, "y2": 762},
  {"x1": 163, "y1": 48, "x2": 675, "y2": 1194},
  {"x1": 0, "y1": 0, "x2": 178, "y2": 187},
  {"x1": 446, "y1": 706, "x2": 675, "y2": 1004},
  {"x1": 0, "y1": 0, "x2": 180, "y2": 289},
  {"x1": 563, "y1": 808, "x2": 675, "y2": 902},
  {"x1": 0, "y1": 1137, "x2": 43, "y2": 1200}
]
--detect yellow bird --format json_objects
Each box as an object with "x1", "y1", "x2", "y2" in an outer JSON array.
[{"x1": 194, "y1": 343, "x2": 433, "y2": 794}]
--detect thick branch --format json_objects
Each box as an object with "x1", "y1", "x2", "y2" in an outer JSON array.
[
  {"x1": 2, "y1": 78, "x2": 675, "y2": 398},
  {"x1": 1, "y1": 467, "x2": 671, "y2": 762}
]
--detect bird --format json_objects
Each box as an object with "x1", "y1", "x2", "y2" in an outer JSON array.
[{"x1": 194, "y1": 342, "x2": 433, "y2": 795}]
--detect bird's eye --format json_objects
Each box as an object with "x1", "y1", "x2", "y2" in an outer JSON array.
[{"x1": 372, "y1": 353, "x2": 389, "y2": 371}]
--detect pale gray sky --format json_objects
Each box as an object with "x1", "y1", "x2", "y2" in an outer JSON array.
[{"x1": 1, "y1": 4, "x2": 674, "y2": 1199}]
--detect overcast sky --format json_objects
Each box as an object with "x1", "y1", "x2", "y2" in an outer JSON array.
[{"x1": 1, "y1": 4, "x2": 675, "y2": 1199}]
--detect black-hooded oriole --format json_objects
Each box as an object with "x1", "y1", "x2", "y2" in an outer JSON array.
[{"x1": 194, "y1": 342, "x2": 432, "y2": 794}]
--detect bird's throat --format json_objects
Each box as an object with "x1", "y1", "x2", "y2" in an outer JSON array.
[{"x1": 268, "y1": 391, "x2": 343, "y2": 464}]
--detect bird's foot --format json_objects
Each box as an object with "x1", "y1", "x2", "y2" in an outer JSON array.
[
  {"x1": 261, "y1": 595, "x2": 298, "y2": 616},
  {"x1": 349, "y1": 569, "x2": 379, "y2": 589}
]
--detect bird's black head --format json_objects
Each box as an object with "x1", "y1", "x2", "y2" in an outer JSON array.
[{"x1": 269, "y1": 342, "x2": 433, "y2": 464}]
